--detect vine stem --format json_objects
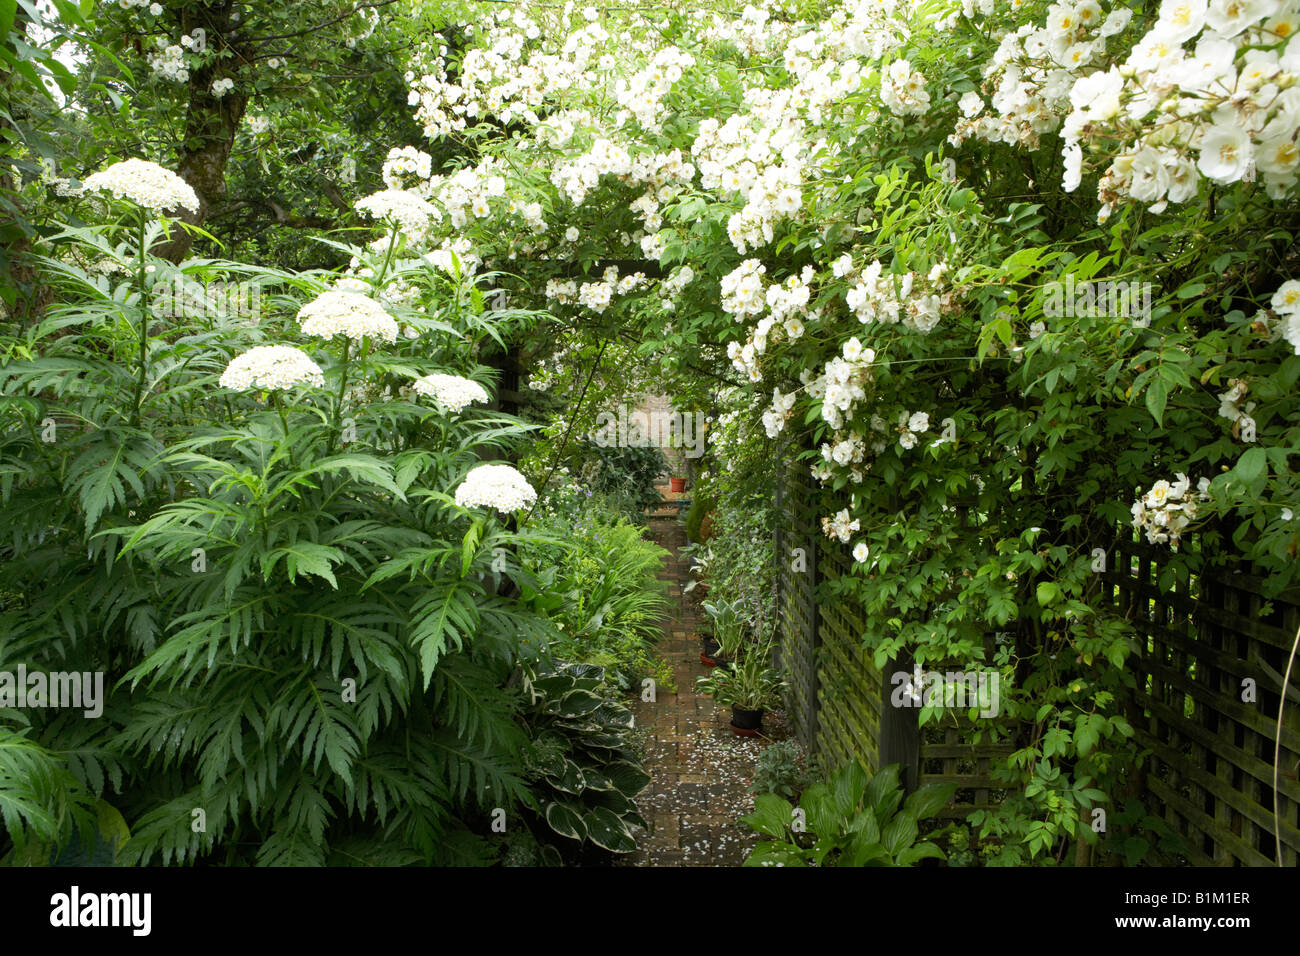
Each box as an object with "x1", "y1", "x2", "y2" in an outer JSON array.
[
  {"x1": 327, "y1": 338, "x2": 351, "y2": 456},
  {"x1": 1274, "y1": 619, "x2": 1299, "y2": 866},
  {"x1": 518, "y1": 338, "x2": 608, "y2": 530},
  {"x1": 272, "y1": 391, "x2": 296, "y2": 467}
]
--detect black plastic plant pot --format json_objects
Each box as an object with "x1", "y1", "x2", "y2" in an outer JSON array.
[
  {"x1": 701, "y1": 636, "x2": 721, "y2": 658},
  {"x1": 730, "y1": 705, "x2": 763, "y2": 736}
]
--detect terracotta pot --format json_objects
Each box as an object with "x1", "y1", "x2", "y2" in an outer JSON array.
[{"x1": 669, "y1": 477, "x2": 686, "y2": 492}]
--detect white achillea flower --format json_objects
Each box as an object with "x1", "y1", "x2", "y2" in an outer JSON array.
[
  {"x1": 219, "y1": 345, "x2": 325, "y2": 392},
  {"x1": 412, "y1": 373, "x2": 491, "y2": 412},
  {"x1": 298, "y1": 290, "x2": 399, "y2": 344},
  {"x1": 355, "y1": 189, "x2": 440, "y2": 236},
  {"x1": 454, "y1": 463, "x2": 538, "y2": 514},
  {"x1": 81, "y1": 159, "x2": 200, "y2": 214}
]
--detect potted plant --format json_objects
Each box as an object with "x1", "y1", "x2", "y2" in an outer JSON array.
[
  {"x1": 696, "y1": 637, "x2": 785, "y2": 736},
  {"x1": 669, "y1": 475, "x2": 687, "y2": 493},
  {"x1": 699, "y1": 597, "x2": 746, "y2": 668}
]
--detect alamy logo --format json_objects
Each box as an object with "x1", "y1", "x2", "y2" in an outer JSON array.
[
  {"x1": 591, "y1": 405, "x2": 706, "y2": 458},
  {"x1": 0, "y1": 666, "x2": 104, "y2": 718},
  {"x1": 50, "y1": 886, "x2": 151, "y2": 936},
  {"x1": 1043, "y1": 274, "x2": 1153, "y2": 324},
  {"x1": 890, "y1": 666, "x2": 1000, "y2": 718}
]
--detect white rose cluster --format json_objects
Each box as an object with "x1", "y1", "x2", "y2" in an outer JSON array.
[
  {"x1": 1269, "y1": 278, "x2": 1300, "y2": 352},
  {"x1": 297, "y1": 290, "x2": 399, "y2": 344},
  {"x1": 821, "y1": 507, "x2": 861, "y2": 544},
  {"x1": 720, "y1": 259, "x2": 768, "y2": 319},
  {"x1": 1131, "y1": 473, "x2": 1211, "y2": 549},
  {"x1": 724, "y1": 267, "x2": 820, "y2": 383},
  {"x1": 879, "y1": 58, "x2": 931, "y2": 116},
  {"x1": 454, "y1": 463, "x2": 539, "y2": 514},
  {"x1": 897, "y1": 410, "x2": 930, "y2": 450},
  {"x1": 148, "y1": 40, "x2": 189, "y2": 83},
  {"x1": 546, "y1": 266, "x2": 645, "y2": 313},
  {"x1": 762, "y1": 387, "x2": 798, "y2": 438},
  {"x1": 81, "y1": 158, "x2": 200, "y2": 215},
  {"x1": 615, "y1": 47, "x2": 696, "y2": 131},
  {"x1": 1217, "y1": 378, "x2": 1257, "y2": 440},
  {"x1": 957, "y1": 0, "x2": 1300, "y2": 217},
  {"x1": 842, "y1": 257, "x2": 953, "y2": 334},
  {"x1": 420, "y1": 236, "x2": 482, "y2": 277},
  {"x1": 219, "y1": 345, "x2": 325, "y2": 393},
  {"x1": 211, "y1": 77, "x2": 235, "y2": 98},
  {"x1": 383, "y1": 146, "x2": 434, "y2": 188},
  {"x1": 412, "y1": 373, "x2": 491, "y2": 413},
  {"x1": 808, "y1": 337, "x2": 877, "y2": 431}
]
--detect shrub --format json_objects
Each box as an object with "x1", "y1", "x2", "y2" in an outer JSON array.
[{"x1": 749, "y1": 740, "x2": 811, "y2": 800}]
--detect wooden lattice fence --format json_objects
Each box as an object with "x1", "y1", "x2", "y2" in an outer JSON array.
[
  {"x1": 1100, "y1": 540, "x2": 1300, "y2": 866},
  {"x1": 772, "y1": 464, "x2": 1300, "y2": 864}
]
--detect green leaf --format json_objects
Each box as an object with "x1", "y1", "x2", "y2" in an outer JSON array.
[
  {"x1": 880, "y1": 811, "x2": 919, "y2": 857},
  {"x1": 895, "y1": 841, "x2": 947, "y2": 866},
  {"x1": 1145, "y1": 378, "x2": 1168, "y2": 426},
  {"x1": 743, "y1": 840, "x2": 808, "y2": 867},
  {"x1": 584, "y1": 806, "x2": 637, "y2": 853},
  {"x1": 1234, "y1": 446, "x2": 1267, "y2": 484},
  {"x1": 741, "y1": 793, "x2": 795, "y2": 839},
  {"x1": 902, "y1": 782, "x2": 957, "y2": 821},
  {"x1": 544, "y1": 801, "x2": 587, "y2": 841}
]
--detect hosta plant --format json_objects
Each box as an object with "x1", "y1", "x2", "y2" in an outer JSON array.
[
  {"x1": 519, "y1": 662, "x2": 651, "y2": 858},
  {"x1": 741, "y1": 761, "x2": 955, "y2": 867}
]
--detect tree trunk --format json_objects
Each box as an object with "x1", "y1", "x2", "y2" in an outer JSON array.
[
  {"x1": 1, "y1": 2, "x2": 53, "y2": 328},
  {"x1": 153, "y1": 1, "x2": 248, "y2": 263}
]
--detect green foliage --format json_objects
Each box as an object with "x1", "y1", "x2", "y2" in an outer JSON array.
[
  {"x1": 749, "y1": 740, "x2": 810, "y2": 800},
  {"x1": 0, "y1": 201, "x2": 575, "y2": 866},
  {"x1": 518, "y1": 504, "x2": 674, "y2": 694},
  {"x1": 520, "y1": 662, "x2": 651, "y2": 858},
  {"x1": 695, "y1": 635, "x2": 784, "y2": 712},
  {"x1": 683, "y1": 490, "x2": 714, "y2": 542},
  {"x1": 741, "y1": 761, "x2": 955, "y2": 867},
  {"x1": 571, "y1": 439, "x2": 667, "y2": 519}
]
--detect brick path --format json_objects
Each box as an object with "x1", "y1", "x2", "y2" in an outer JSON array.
[{"x1": 621, "y1": 512, "x2": 792, "y2": 867}]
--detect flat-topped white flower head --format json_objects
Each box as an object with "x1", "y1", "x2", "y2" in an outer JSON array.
[
  {"x1": 355, "y1": 188, "x2": 440, "y2": 237},
  {"x1": 454, "y1": 463, "x2": 538, "y2": 514},
  {"x1": 219, "y1": 345, "x2": 325, "y2": 392},
  {"x1": 81, "y1": 158, "x2": 200, "y2": 215},
  {"x1": 298, "y1": 290, "x2": 398, "y2": 344},
  {"x1": 412, "y1": 373, "x2": 490, "y2": 412}
]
